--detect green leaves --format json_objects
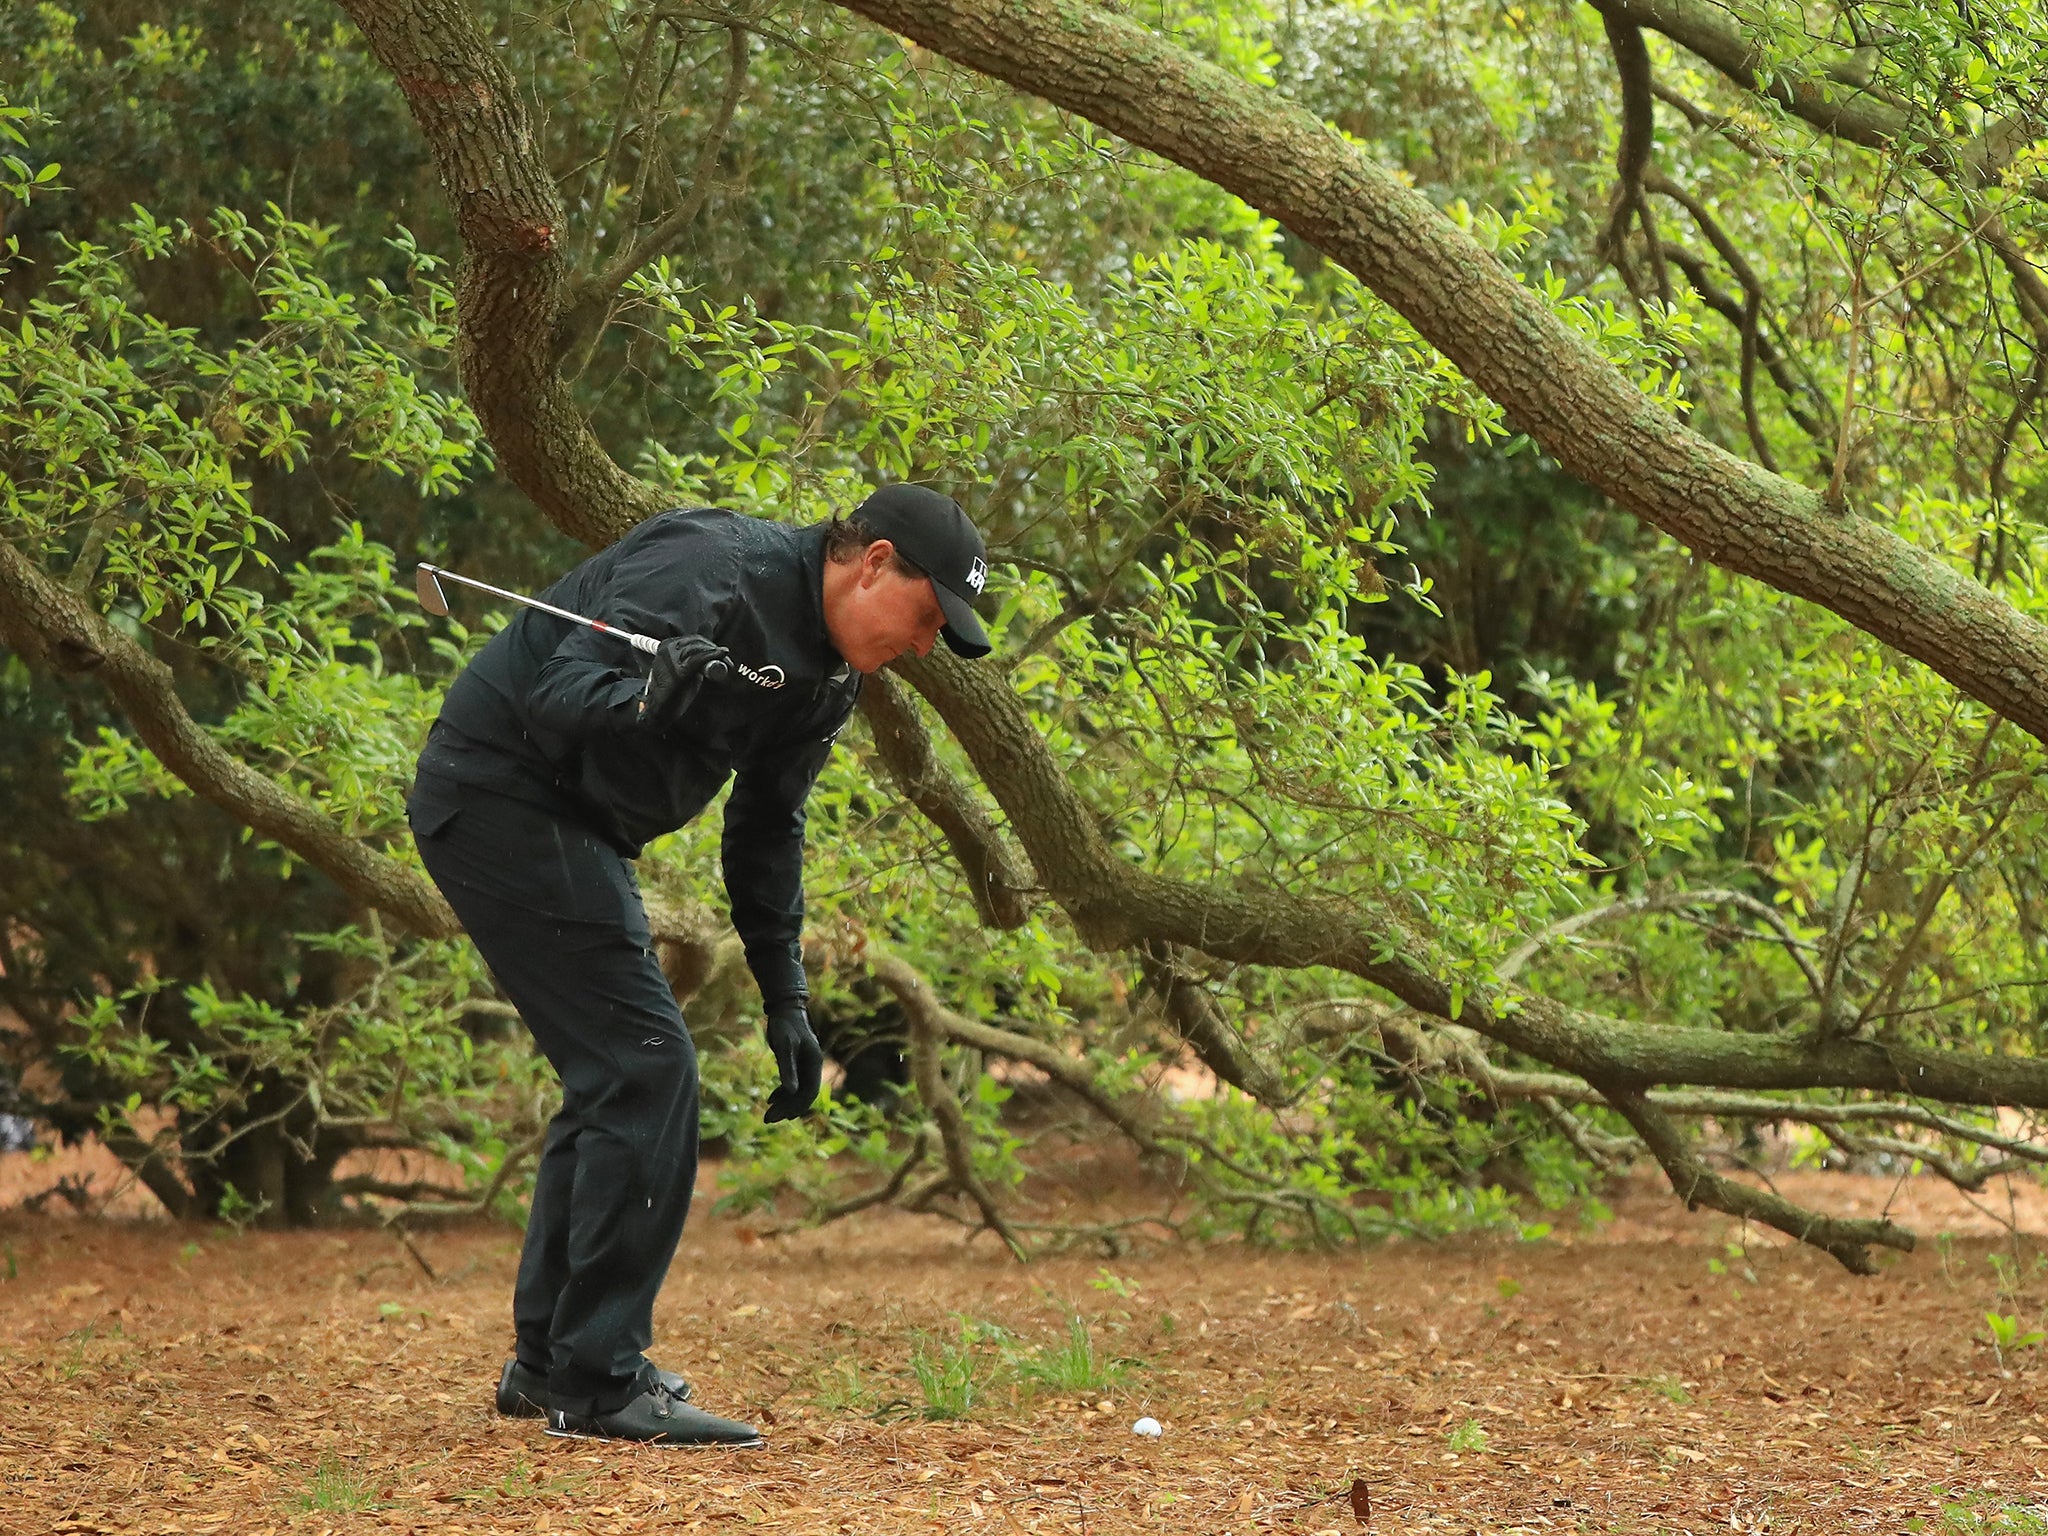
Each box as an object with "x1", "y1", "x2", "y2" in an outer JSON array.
[{"x1": 0, "y1": 201, "x2": 483, "y2": 665}]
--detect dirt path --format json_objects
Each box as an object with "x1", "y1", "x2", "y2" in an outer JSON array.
[{"x1": 1, "y1": 1171, "x2": 2044, "y2": 1535}]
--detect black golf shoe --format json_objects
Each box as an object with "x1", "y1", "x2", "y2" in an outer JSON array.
[
  {"x1": 495, "y1": 1358, "x2": 692, "y2": 1419},
  {"x1": 545, "y1": 1377, "x2": 763, "y2": 1448}
]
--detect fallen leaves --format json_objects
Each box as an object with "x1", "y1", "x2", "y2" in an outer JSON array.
[{"x1": 1, "y1": 1185, "x2": 2044, "y2": 1535}]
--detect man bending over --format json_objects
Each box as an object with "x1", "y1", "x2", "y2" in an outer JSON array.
[{"x1": 408, "y1": 485, "x2": 991, "y2": 1447}]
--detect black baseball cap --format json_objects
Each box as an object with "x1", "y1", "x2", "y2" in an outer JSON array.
[{"x1": 852, "y1": 484, "x2": 992, "y2": 658}]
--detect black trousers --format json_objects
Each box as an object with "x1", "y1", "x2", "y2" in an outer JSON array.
[{"x1": 409, "y1": 772, "x2": 699, "y2": 1415}]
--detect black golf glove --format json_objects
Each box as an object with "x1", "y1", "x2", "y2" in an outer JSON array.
[
  {"x1": 641, "y1": 634, "x2": 730, "y2": 730},
  {"x1": 762, "y1": 1001, "x2": 824, "y2": 1123}
]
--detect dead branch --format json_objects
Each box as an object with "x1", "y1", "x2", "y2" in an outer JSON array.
[
  {"x1": 1534, "y1": 1093, "x2": 1629, "y2": 1175},
  {"x1": 1139, "y1": 943, "x2": 1291, "y2": 1104},
  {"x1": 1602, "y1": 1086, "x2": 1915, "y2": 1274},
  {"x1": 332, "y1": 1176, "x2": 472, "y2": 1204},
  {"x1": 765, "y1": 1128, "x2": 930, "y2": 1236},
  {"x1": 1819, "y1": 1126, "x2": 2022, "y2": 1193},
  {"x1": 380, "y1": 1127, "x2": 547, "y2": 1223},
  {"x1": 561, "y1": 22, "x2": 753, "y2": 369},
  {"x1": 896, "y1": 960, "x2": 1029, "y2": 1260},
  {"x1": 860, "y1": 670, "x2": 1034, "y2": 928},
  {"x1": 1499, "y1": 886, "x2": 1824, "y2": 1001}
]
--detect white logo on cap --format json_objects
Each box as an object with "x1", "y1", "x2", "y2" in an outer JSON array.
[{"x1": 965, "y1": 556, "x2": 987, "y2": 594}]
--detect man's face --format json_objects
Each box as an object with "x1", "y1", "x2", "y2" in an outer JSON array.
[{"x1": 824, "y1": 540, "x2": 947, "y2": 673}]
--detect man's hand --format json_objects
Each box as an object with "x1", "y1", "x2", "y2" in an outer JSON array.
[
  {"x1": 641, "y1": 634, "x2": 731, "y2": 729},
  {"x1": 762, "y1": 1002, "x2": 824, "y2": 1122}
]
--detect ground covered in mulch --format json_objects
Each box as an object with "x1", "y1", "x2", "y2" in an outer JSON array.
[{"x1": 3, "y1": 1164, "x2": 2046, "y2": 1536}]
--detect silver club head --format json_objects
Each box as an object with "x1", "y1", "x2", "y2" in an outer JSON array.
[{"x1": 415, "y1": 564, "x2": 451, "y2": 617}]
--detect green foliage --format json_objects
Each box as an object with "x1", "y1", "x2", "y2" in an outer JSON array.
[
  {"x1": 1912, "y1": 1491, "x2": 2048, "y2": 1535},
  {"x1": 908, "y1": 1318, "x2": 1011, "y2": 1420},
  {"x1": 1012, "y1": 1312, "x2": 1129, "y2": 1395},
  {"x1": 1, "y1": 205, "x2": 482, "y2": 651},
  {"x1": 1444, "y1": 1418, "x2": 1490, "y2": 1453},
  {"x1": 67, "y1": 919, "x2": 552, "y2": 1221},
  {"x1": 293, "y1": 1456, "x2": 379, "y2": 1515},
  {"x1": 1981, "y1": 1312, "x2": 2046, "y2": 1364}
]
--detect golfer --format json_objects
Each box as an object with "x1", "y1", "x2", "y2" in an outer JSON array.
[{"x1": 407, "y1": 485, "x2": 992, "y2": 1446}]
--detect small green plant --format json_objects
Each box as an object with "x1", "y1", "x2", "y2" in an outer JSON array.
[
  {"x1": 176, "y1": 1242, "x2": 202, "y2": 1266},
  {"x1": 1016, "y1": 1313, "x2": 1128, "y2": 1395},
  {"x1": 1634, "y1": 1374, "x2": 1692, "y2": 1405},
  {"x1": 1091, "y1": 1269, "x2": 1141, "y2": 1299},
  {"x1": 813, "y1": 1355, "x2": 878, "y2": 1414},
  {"x1": 2, "y1": 1241, "x2": 15, "y2": 1281},
  {"x1": 490, "y1": 1458, "x2": 542, "y2": 1501},
  {"x1": 215, "y1": 1182, "x2": 268, "y2": 1233},
  {"x1": 1910, "y1": 1488, "x2": 2048, "y2": 1533},
  {"x1": 1982, "y1": 1311, "x2": 2046, "y2": 1367},
  {"x1": 1706, "y1": 1239, "x2": 1756, "y2": 1283},
  {"x1": 909, "y1": 1319, "x2": 1007, "y2": 1420},
  {"x1": 1445, "y1": 1418, "x2": 1490, "y2": 1454},
  {"x1": 1494, "y1": 1275, "x2": 1523, "y2": 1300},
  {"x1": 294, "y1": 1456, "x2": 379, "y2": 1514},
  {"x1": 1934, "y1": 1232, "x2": 1961, "y2": 1288},
  {"x1": 58, "y1": 1326, "x2": 92, "y2": 1380}
]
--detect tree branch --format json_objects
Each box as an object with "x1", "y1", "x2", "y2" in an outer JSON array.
[
  {"x1": 1498, "y1": 885, "x2": 1825, "y2": 1003},
  {"x1": 891, "y1": 953, "x2": 1029, "y2": 1260},
  {"x1": 858, "y1": 669, "x2": 1034, "y2": 929},
  {"x1": 0, "y1": 539, "x2": 458, "y2": 939},
  {"x1": 1602, "y1": 1086, "x2": 1916, "y2": 1274},
  {"x1": 825, "y1": 0, "x2": 2048, "y2": 745},
  {"x1": 334, "y1": 0, "x2": 668, "y2": 548},
  {"x1": 1138, "y1": 943, "x2": 1291, "y2": 1104},
  {"x1": 568, "y1": 22, "x2": 750, "y2": 331},
  {"x1": 1586, "y1": 0, "x2": 1938, "y2": 156},
  {"x1": 1594, "y1": 15, "x2": 1668, "y2": 306},
  {"x1": 893, "y1": 647, "x2": 2048, "y2": 1116}
]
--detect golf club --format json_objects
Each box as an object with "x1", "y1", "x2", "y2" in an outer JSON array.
[
  {"x1": 415, "y1": 563, "x2": 664, "y2": 655},
  {"x1": 415, "y1": 563, "x2": 735, "y2": 690}
]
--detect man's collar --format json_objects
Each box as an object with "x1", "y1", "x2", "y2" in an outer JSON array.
[{"x1": 796, "y1": 522, "x2": 847, "y2": 674}]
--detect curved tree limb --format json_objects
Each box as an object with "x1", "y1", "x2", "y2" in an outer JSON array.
[
  {"x1": 893, "y1": 646, "x2": 2048, "y2": 1114},
  {"x1": 891, "y1": 952, "x2": 1029, "y2": 1259},
  {"x1": 864, "y1": 948, "x2": 1369, "y2": 1240},
  {"x1": 1594, "y1": 15, "x2": 1668, "y2": 306},
  {"x1": 859, "y1": 669, "x2": 1034, "y2": 929},
  {"x1": 1137, "y1": 943, "x2": 1291, "y2": 1104},
  {"x1": 0, "y1": 539, "x2": 459, "y2": 939},
  {"x1": 1601, "y1": 1086, "x2": 1915, "y2": 1274},
  {"x1": 1585, "y1": 0, "x2": 2040, "y2": 183},
  {"x1": 826, "y1": 0, "x2": 2048, "y2": 746},
  {"x1": 334, "y1": 0, "x2": 668, "y2": 549}
]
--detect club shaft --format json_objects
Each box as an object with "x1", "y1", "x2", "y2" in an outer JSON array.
[{"x1": 418, "y1": 564, "x2": 660, "y2": 655}]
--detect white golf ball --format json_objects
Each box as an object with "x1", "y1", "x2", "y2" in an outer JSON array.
[{"x1": 1132, "y1": 1416, "x2": 1163, "y2": 1438}]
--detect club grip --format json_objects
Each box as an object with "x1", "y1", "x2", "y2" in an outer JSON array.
[{"x1": 704, "y1": 657, "x2": 730, "y2": 684}]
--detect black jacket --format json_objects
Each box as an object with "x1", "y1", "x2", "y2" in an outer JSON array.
[{"x1": 417, "y1": 508, "x2": 860, "y2": 1008}]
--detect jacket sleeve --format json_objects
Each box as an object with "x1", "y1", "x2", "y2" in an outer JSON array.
[
  {"x1": 527, "y1": 518, "x2": 735, "y2": 737},
  {"x1": 721, "y1": 698, "x2": 853, "y2": 1009}
]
